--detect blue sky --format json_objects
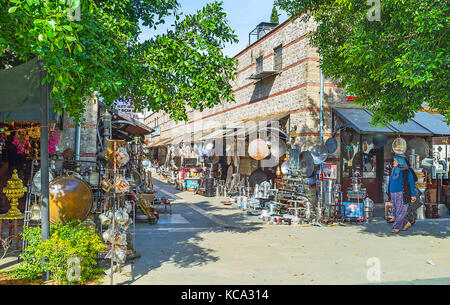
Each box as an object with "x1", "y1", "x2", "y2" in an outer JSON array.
[{"x1": 139, "y1": 0, "x2": 288, "y2": 58}]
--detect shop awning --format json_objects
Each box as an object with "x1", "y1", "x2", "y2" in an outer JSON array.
[
  {"x1": 412, "y1": 111, "x2": 450, "y2": 136},
  {"x1": 170, "y1": 127, "x2": 220, "y2": 145},
  {"x1": 234, "y1": 111, "x2": 291, "y2": 138},
  {"x1": 199, "y1": 121, "x2": 246, "y2": 141},
  {"x1": 196, "y1": 111, "x2": 291, "y2": 141},
  {"x1": 113, "y1": 111, "x2": 153, "y2": 136},
  {"x1": 0, "y1": 57, "x2": 57, "y2": 121},
  {"x1": 148, "y1": 137, "x2": 173, "y2": 147},
  {"x1": 333, "y1": 107, "x2": 435, "y2": 136}
]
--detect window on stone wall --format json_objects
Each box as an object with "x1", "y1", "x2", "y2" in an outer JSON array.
[
  {"x1": 274, "y1": 45, "x2": 282, "y2": 71},
  {"x1": 256, "y1": 56, "x2": 263, "y2": 74}
]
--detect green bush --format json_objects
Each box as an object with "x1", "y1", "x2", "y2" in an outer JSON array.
[{"x1": 12, "y1": 220, "x2": 106, "y2": 285}]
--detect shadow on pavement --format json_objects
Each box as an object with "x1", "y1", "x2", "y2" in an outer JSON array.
[
  {"x1": 119, "y1": 178, "x2": 450, "y2": 284},
  {"x1": 333, "y1": 206, "x2": 450, "y2": 239},
  {"x1": 119, "y1": 181, "x2": 267, "y2": 284}
]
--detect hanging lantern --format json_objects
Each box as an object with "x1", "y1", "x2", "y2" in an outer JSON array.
[
  {"x1": 248, "y1": 138, "x2": 270, "y2": 160},
  {"x1": 276, "y1": 162, "x2": 282, "y2": 176},
  {"x1": 30, "y1": 202, "x2": 41, "y2": 221}
]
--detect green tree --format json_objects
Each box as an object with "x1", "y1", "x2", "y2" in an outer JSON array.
[
  {"x1": 276, "y1": 0, "x2": 449, "y2": 126},
  {"x1": 270, "y1": 4, "x2": 280, "y2": 25},
  {"x1": 0, "y1": 0, "x2": 238, "y2": 122}
]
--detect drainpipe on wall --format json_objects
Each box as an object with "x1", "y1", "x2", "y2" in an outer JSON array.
[
  {"x1": 318, "y1": 57, "x2": 325, "y2": 224},
  {"x1": 75, "y1": 123, "x2": 81, "y2": 161},
  {"x1": 319, "y1": 58, "x2": 324, "y2": 145}
]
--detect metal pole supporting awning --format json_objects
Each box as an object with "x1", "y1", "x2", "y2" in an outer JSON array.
[{"x1": 38, "y1": 59, "x2": 50, "y2": 281}]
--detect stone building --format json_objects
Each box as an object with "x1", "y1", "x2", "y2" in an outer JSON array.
[
  {"x1": 146, "y1": 17, "x2": 350, "y2": 164},
  {"x1": 145, "y1": 16, "x2": 450, "y2": 208}
]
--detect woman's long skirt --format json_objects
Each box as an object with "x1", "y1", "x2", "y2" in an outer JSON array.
[{"x1": 390, "y1": 192, "x2": 409, "y2": 230}]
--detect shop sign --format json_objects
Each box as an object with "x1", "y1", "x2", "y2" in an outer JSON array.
[
  {"x1": 114, "y1": 98, "x2": 147, "y2": 121},
  {"x1": 185, "y1": 179, "x2": 199, "y2": 190}
]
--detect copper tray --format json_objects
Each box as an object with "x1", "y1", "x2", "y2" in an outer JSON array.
[{"x1": 49, "y1": 175, "x2": 93, "y2": 225}]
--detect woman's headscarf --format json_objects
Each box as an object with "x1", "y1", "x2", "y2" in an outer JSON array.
[{"x1": 393, "y1": 155, "x2": 408, "y2": 179}]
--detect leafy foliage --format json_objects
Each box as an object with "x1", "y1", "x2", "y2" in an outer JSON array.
[
  {"x1": 0, "y1": 0, "x2": 238, "y2": 122},
  {"x1": 276, "y1": 0, "x2": 449, "y2": 126},
  {"x1": 11, "y1": 220, "x2": 106, "y2": 285}
]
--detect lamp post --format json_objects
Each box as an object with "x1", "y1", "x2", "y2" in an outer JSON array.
[{"x1": 38, "y1": 59, "x2": 50, "y2": 281}]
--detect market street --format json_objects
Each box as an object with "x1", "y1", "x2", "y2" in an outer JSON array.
[{"x1": 109, "y1": 176, "x2": 450, "y2": 285}]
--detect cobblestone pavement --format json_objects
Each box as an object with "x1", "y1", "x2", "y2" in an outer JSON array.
[{"x1": 105, "y1": 176, "x2": 450, "y2": 285}]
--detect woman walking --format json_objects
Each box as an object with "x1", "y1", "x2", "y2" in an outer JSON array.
[{"x1": 389, "y1": 155, "x2": 416, "y2": 233}]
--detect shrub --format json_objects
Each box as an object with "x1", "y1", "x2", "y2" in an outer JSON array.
[{"x1": 12, "y1": 220, "x2": 106, "y2": 285}]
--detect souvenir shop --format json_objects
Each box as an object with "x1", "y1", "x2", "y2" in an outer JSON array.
[
  {"x1": 151, "y1": 111, "x2": 344, "y2": 225},
  {"x1": 332, "y1": 107, "x2": 450, "y2": 219},
  {"x1": 1, "y1": 57, "x2": 173, "y2": 283},
  {"x1": 0, "y1": 120, "x2": 60, "y2": 216}
]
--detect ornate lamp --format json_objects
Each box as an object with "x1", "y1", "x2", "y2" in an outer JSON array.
[
  {"x1": 30, "y1": 202, "x2": 42, "y2": 221},
  {"x1": 2, "y1": 170, "x2": 27, "y2": 219}
]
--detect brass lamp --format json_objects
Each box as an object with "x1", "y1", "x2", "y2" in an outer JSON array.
[
  {"x1": 2, "y1": 170, "x2": 27, "y2": 219},
  {"x1": 30, "y1": 202, "x2": 41, "y2": 221}
]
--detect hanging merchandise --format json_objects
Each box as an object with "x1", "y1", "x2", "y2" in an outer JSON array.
[
  {"x1": 28, "y1": 126, "x2": 40, "y2": 139},
  {"x1": 407, "y1": 138, "x2": 429, "y2": 160},
  {"x1": 322, "y1": 163, "x2": 337, "y2": 180},
  {"x1": 362, "y1": 140, "x2": 374, "y2": 154},
  {"x1": 299, "y1": 151, "x2": 315, "y2": 177},
  {"x1": 0, "y1": 135, "x2": 5, "y2": 152},
  {"x1": 48, "y1": 174, "x2": 94, "y2": 225},
  {"x1": 114, "y1": 175, "x2": 130, "y2": 193},
  {"x1": 311, "y1": 144, "x2": 328, "y2": 165},
  {"x1": 116, "y1": 147, "x2": 130, "y2": 167},
  {"x1": 280, "y1": 161, "x2": 290, "y2": 175},
  {"x1": 48, "y1": 129, "x2": 60, "y2": 155},
  {"x1": 372, "y1": 134, "x2": 388, "y2": 148},
  {"x1": 248, "y1": 138, "x2": 270, "y2": 160},
  {"x1": 270, "y1": 139, "x2": 287, "y2": 159},
  {"x1": 392, "y1": 137, "x2": 407, "y2": 155},
  {"x1": 13, "y1": 130, "x2": 32, "y2": 154},
  {"x1": 10, "y1": 125, "x2": 59, "y2": 155},
  {"x1": 325, "y1": 137, "x2": 338, "y2": 154}
]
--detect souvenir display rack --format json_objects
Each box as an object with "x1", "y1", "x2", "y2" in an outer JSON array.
[
  {"x1": 22, "y1": 158, "x2": 102, "y2": 249},
  {"x1": 99, "y1": 140, "x2": 134, "y2": 284}
]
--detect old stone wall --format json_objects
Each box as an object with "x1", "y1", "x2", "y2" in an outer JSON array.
[
  {"x1": 58, "y1": 97, "x2": 98, "y2": 167},
  {"x1": 146, "y1": 17, "x2": 356, "y2": 163}
]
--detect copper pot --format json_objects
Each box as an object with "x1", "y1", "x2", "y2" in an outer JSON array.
[{"x1": 49, "y1": 175, "x2": 93, "y2": 225}]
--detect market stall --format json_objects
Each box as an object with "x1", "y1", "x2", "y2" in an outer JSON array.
[{"x1": 332, "y1": 107, "x2": 450, "y2": 220}]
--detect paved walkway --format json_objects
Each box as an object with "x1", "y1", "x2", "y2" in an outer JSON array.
[{"x1": 107, "y1": 176, "x2": 450, "y2": 285}]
